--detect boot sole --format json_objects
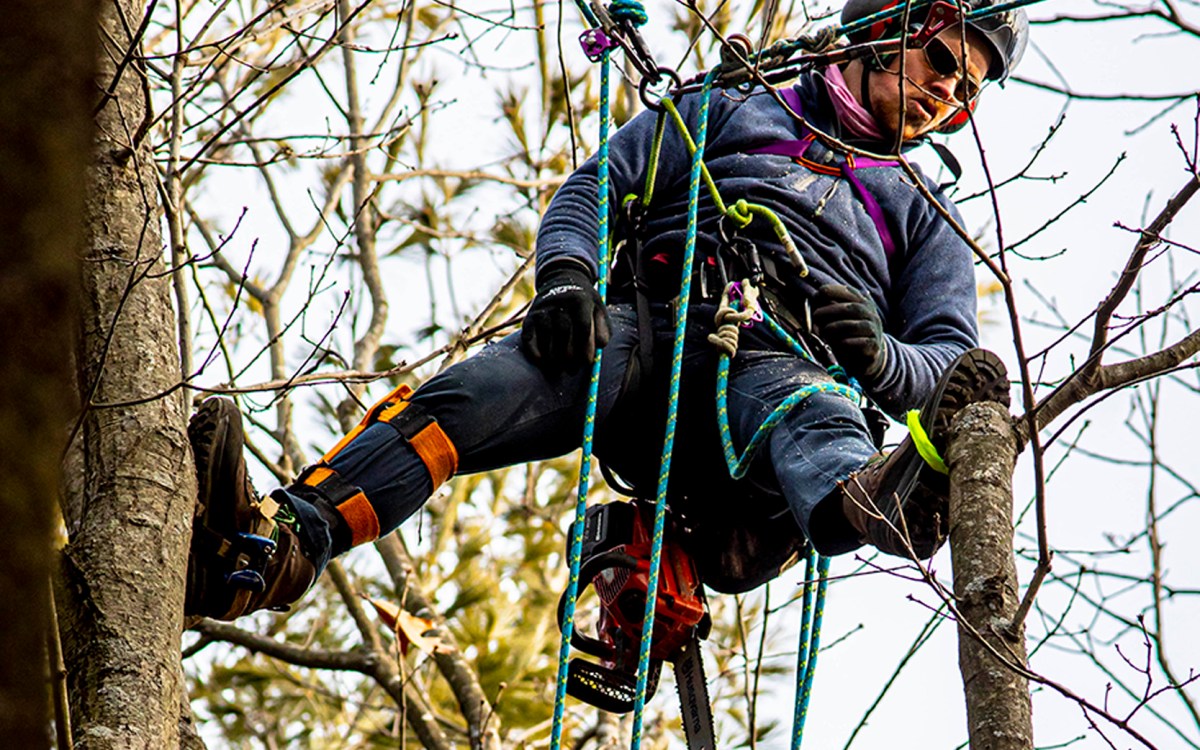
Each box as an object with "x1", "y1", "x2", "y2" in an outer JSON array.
[
  {"x1": 187, "y1": 397, "x2": 261, "y2": 619},
  {"x1": 919, "y1": 348, "x2": 1011, "y2": 456}
]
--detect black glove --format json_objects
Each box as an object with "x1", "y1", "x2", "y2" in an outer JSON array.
[
  {"x1": 811, "y1": 284, "x2": 887, "y2": 380},
  {"x1": 521, "y1": 262, "x2": 611, "y2": 373}
]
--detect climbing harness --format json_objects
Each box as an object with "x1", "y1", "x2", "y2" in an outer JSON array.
[{"x1": 747, "y1": 85, "x2": 905, "y2": 259}]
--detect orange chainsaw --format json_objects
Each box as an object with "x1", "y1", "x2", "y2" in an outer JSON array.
[{"x1": 559, "y1": 500, "x2": 715, "y2": 748}]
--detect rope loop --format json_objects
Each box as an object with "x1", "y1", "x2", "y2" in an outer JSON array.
[
  {"x1": 707, "y1": 280, "x2": 761, "y2": 358},
  {"x1": 726, "y1": 198, "x2": 754, "y2": 228},
  {"x1": 609, "y1": 0, "x2": 649, "y2": 26},
  {"x1": 825, "y1": 364, "x2": 860, "y2": 391},
  {"x1": 724, "y1": 199, "x2": 808, "y2": 275}
]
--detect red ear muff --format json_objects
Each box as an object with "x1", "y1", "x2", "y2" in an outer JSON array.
[{"x1": 937, "y1": 97, "x2": 978, "y2": 134}]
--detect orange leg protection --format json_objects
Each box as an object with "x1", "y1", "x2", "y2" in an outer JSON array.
[{"x1": 299, "y1": 384, "x2": 459, "y2": 547}]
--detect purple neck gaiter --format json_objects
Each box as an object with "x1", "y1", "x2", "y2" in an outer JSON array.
[{"x1": 823, "y1": 65, "x2": 885, "y2": 141}]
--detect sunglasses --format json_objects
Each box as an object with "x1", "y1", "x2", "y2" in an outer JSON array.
[{"x1": 922, "y1": 36, "x2": 984, "y2": 103}]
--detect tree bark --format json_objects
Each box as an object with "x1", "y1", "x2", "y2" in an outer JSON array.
[
  {"x1": 0, "y1": 1, "x2": 98, "y2": 746},
  {"x1": 947, "y1": 402, "x2": 1033, "y2": 750},
  {"x1": 57, "y1": 0, "x2": 197, "y2": 746}
]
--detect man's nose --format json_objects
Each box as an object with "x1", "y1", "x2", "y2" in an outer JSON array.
[{"x1": 925, "y1": 72, "x2": 958, "y2": 103}]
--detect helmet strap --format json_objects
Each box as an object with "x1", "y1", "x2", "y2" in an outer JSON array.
[{"x1": 860, "y1": 67, "x2": 874, "y2": 121}]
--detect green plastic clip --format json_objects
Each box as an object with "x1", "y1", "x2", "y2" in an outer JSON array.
[{"x1": 905, "y1": 409, "x2": 948, "y2": 475}]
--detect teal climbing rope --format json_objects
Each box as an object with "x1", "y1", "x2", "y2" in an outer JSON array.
[
  {"x1": 609, "y1": 0, "x2": 649, "y2": 26},
  {"x1": 705, "y1": 282, "x2": 853, "y2": 749},
  {"x1": 629, "y1": 66, "x2": 719, "y2": 750},
  {"x1": 552, "y1": 4, "x2": 865, "y2": 747},
  {"x1": 549, "y1": 46, "x2": 615, "y2": 750},
  {"x1": 792, "y1": 549, "x2": 831, "y2": 749}
]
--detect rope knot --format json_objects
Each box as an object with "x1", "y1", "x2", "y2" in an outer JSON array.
[
  {"x1": 708, "y1": 281, "x2": 760, "y2": 358},
  {"x1": 727, "y1": 199, "x2": 754, "y2": 228},
  {"x1": 724, "y1": 199, "x2": 808, "y2": 275},
  {"x1": 609, "y1": 0, "x2": 649, "y2": 26},
  {"x1": 796, "y1": 26, "x2": 841, "y2": 53}
]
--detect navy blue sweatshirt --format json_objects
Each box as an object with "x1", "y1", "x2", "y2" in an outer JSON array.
[{"x1": 534, "y1": 71, "x2": 979, "y2": 419}]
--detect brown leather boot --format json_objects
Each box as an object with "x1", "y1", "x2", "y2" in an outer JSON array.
[
  {"x1": 838, "y1": 348, "x2": 1010, "y2": 559},
  {"x1": 186, "y1": 398, "x2": 316, "y2": 620}
]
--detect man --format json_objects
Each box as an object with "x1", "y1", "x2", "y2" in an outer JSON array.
[{"x1": 186, "y1": 0, "x2": 1028, "y2": 620}]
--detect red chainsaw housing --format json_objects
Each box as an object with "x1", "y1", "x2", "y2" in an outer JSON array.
[
  {"x1": 590, "y1": 502, "x2": 706, "y2": 660},
  {"x1": 560, "y1": 500, "x2": 711, "y2": 713}
]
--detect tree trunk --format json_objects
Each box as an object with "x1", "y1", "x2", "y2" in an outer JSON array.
[
  {"x1": 57, "y1": 0, "x2": 197, "y2": 746},
  {"x1": 947, "y1": 401, "x2": 1033, "y2": 750},
  {"x1": 0, "y1": 1, "x2": 98, "y2": 746}
]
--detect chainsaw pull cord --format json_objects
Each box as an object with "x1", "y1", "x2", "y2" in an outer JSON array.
[{"x1": 549, "y1": 44, "x2": 617, "y2": 750}]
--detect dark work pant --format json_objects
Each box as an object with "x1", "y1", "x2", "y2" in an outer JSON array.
[{"x1": 282, "y1": 303, "x2": 875, "y2": 574}]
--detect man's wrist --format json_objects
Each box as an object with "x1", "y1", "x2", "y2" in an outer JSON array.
[{"x1": 535, "y1": 258, "x2": 596, "y2": 291}]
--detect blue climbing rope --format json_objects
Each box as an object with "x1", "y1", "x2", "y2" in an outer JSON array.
[
  {"x1": 630, "y1": 66, "x2": 719, "y2": 750},
  {"x1": 549, "y1": 45, "x2": 615, "y2": 750},
  {"x1": 704, "y1": 284, "x2": 850, "y2": 750},
  {"x1": 792, "y1": 549, "x2": 831, "y2": 749},
  {"x1": 550, "y1": 3, "x2": 883, "y2": 747}
]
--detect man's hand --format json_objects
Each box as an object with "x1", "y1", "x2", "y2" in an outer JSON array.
[
  {"x1": 521, "y1": 263, "x2": 611, "y2": 373},
  {"x1": 811, "y1": 284, "x2": 887, "y2": 380}
]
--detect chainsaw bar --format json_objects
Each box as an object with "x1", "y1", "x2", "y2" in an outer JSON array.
[{"x1": 673, "y1": 635, "x2": 716, "y2": 750}]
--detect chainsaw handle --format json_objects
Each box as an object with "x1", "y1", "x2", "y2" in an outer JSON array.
[{"x1": 556, "y1": 549, "x2": 640, "y2": 659}]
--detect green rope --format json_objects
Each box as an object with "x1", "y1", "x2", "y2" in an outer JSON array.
[
  {"x1": 727, "y1": 199, "x2": 807, "y2": 273},
  {"x1": 661, "y1": 99, "x2": 803, "y2": 273},
  {"x1": 660, "y1": 99, "x2": 728, "y2": 214},
  {"x1": 640, "y1": 112, "x2": 668, "y2": 207},
  {"x1": 659, "y1": 82, "x2": 853, "y2": 750}
]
